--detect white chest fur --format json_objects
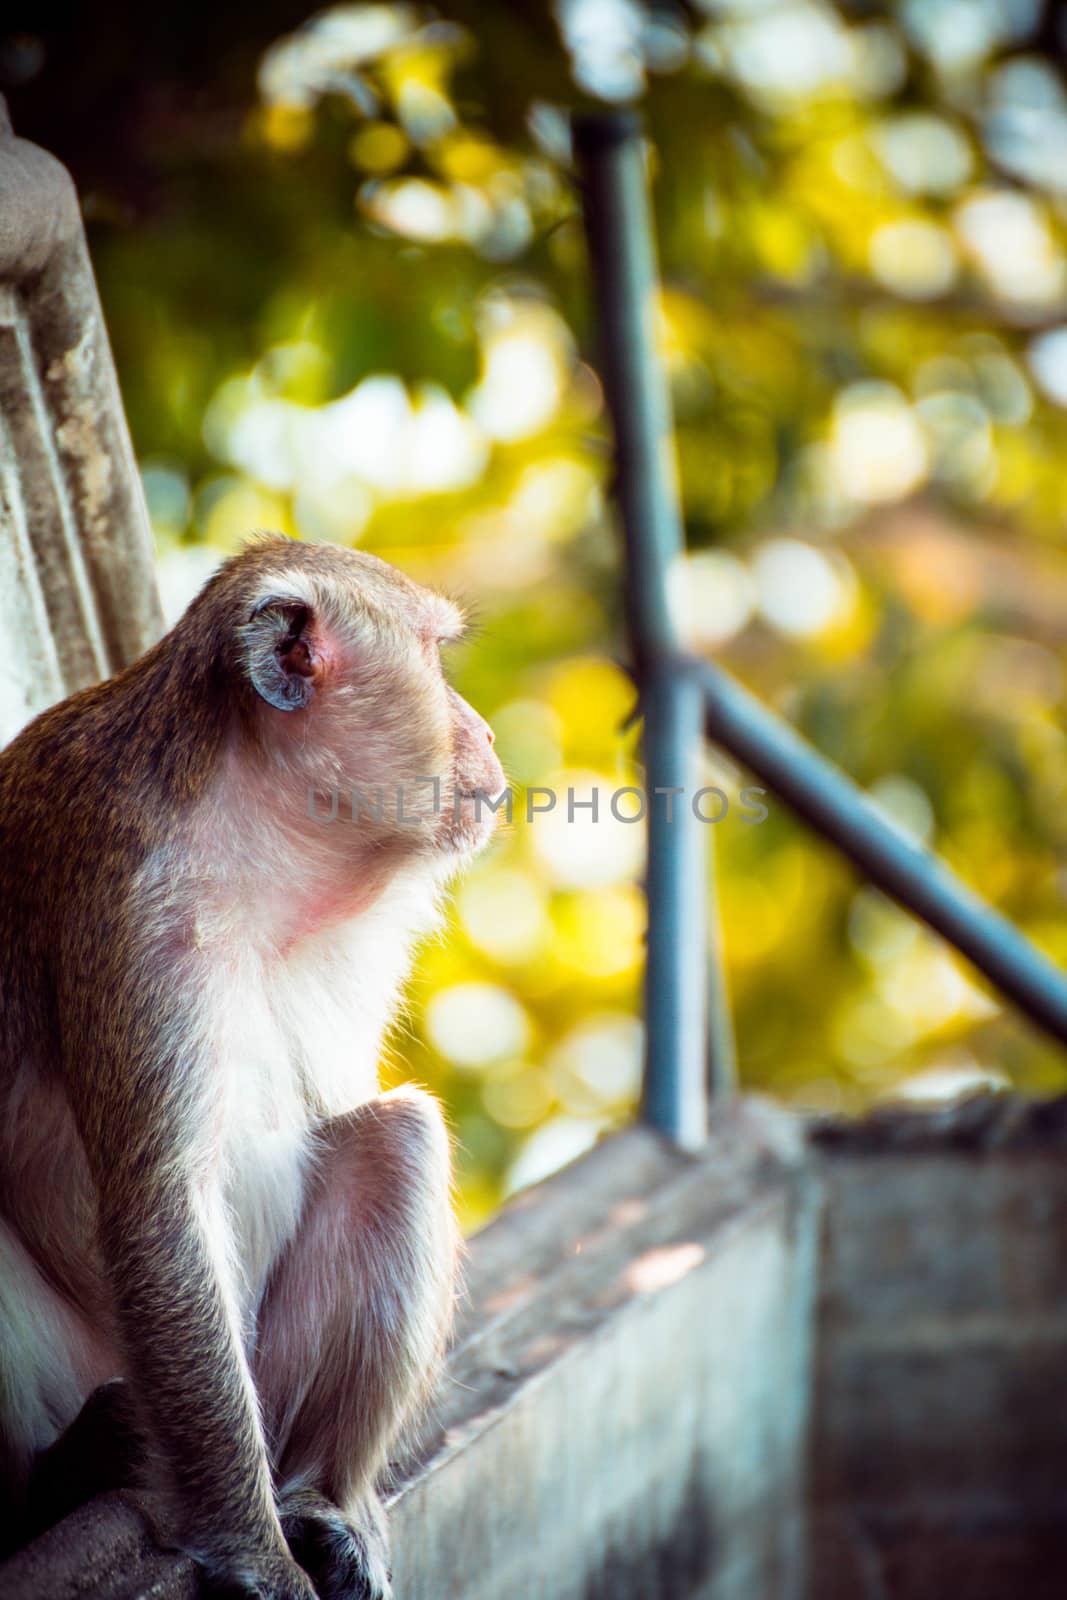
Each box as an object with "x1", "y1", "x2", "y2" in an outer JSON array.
[{"x1": 203, "y1": 865, "x2": 443, "y2": 1319}]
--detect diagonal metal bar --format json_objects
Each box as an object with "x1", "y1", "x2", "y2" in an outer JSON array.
[{"x1": 694, "y1": 654, "x2": 1067, "y2": 1046}]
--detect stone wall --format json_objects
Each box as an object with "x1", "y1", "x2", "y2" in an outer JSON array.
[
  {"x1": 0, "y1": 98, "x2": 161, "y2": 746},
  {"x1": 0, "y1": 1103, "x2": 820, "y2": 1600},
  {"x1": 811, "y1": 1096, "x2": 1067, "y2": 1599}
]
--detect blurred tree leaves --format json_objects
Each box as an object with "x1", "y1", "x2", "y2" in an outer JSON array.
[{"x1": 7, "y1": 0, "x2": 1067, "y2": 1224}]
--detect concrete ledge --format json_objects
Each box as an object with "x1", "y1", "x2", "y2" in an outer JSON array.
[
  {"x1": 811, "y1": 1092, "x2": 1067, "y2": 1598},
  {"x1": 0, "y1": 1492, "x2": 196, "y2": 1600},
  {"x1": 0, "y1": 1101, "x2": 821, "y2": 1600}
]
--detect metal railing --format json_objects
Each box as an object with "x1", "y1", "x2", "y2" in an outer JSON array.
[{"x1": 574, "y1": 112, "x2": 1067, "y2": 1149}]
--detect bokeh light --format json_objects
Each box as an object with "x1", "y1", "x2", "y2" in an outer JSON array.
[{"x1": 50, "y1": 0, "x2": 1067, "y2": 1223}]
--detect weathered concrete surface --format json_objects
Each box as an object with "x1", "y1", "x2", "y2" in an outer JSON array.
[
  {"x1": 0, "y1": 1101, "x2": 821, "y2": 1599},
  {"x1": 810, "y1": 1093, "x2": 1067, "y2": 1599},
  {"x1": 0, "y1": 1493, "x2": 196, "y2": 1600},
  {"x1": 0, "y1": 98, "x2": 163, "y2": 746},
  {"x1": 390, "y1": 1101, "x2": 819, "y2": 1600},
  {"x1": 4, "y1": 1090, "x2": 1064, "y2": 1599}
]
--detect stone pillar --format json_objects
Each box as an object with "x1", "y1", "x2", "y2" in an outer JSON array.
[{"x1": 0, "y1": 96, "x2": 163, "y2": 745}]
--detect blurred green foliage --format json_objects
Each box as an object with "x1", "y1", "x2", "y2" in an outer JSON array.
[{"x1": 11, "y1": 0, "x2": 1067, "y2": 1225}]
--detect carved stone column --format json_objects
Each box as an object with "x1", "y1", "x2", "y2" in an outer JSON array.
[{"x1": 0, "y1": 96, "x2": 163, "y2": 745}]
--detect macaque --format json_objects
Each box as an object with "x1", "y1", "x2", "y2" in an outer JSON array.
[{"x1": 0, "y1": 535, "x2": 505, "y2": 1598}]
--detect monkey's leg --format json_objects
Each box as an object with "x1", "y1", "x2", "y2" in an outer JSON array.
[{"x1": 254, "y1": 1085, "x2": 458, "y2": 1600}]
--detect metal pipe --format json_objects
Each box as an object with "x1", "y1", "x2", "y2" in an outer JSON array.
[
  {"x1": 572, "y1": 112, "x2": 683, "y2": 672},
  {"x1": 694, "y1": 655, "x2": 1067, "y2": 1046},
  {"x1": 575, "y1": 112, "x2": 737, "y2": 1137},
  {"x1": 575, "y1": 111, "x2": 1067, "y2": 1064},
  {"x1": 641, "y1": 664, "x2": 711, "y2": 1147}
]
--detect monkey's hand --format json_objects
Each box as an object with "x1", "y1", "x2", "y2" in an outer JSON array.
[
  {"x1": 280, "y1": 1488, "x2": 392, "y2": 1600},
  {"x1": 208, "y1": 1550, "x2": 320, "y2": 1600}
]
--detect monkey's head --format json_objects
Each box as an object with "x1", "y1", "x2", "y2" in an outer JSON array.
[{"x1": 194, "y1": 536, "x2": 506, "y2": 863}]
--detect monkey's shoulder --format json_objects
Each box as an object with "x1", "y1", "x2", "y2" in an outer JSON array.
[{"x1": 0, "y1": 647, "x2": 224, "y2": 838}]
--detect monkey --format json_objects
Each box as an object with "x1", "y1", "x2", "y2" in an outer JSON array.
[{"x1": 0, "y1": 534, "x2": 506, "y2": 1599}]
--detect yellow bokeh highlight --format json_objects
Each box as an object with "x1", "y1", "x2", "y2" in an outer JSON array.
[
  {"x1": 544, "y1": 657, "x2": 637, "y2": 763},
  {"x1": 145, "y1": 0, "x2": 1067, "y2": 1220},
  {"x1": 482, "y1": 1062, "x2": 555, "y2": 1129},
  {"x1": 349, "y1": 122, "x2": 410, "y2": 174},
  {"x1": 201, "y1": 482, "x2": 294, "y2": 549},
  {"x1": 815, "y1": 586, "x2": 878, "y2": 660},
  {"x1": 746, "y1": 201, "x2": 820, "y2": 282},
  {"x1": 258, "y1": 104, "x2": 314, "y2": 153},
  {"x1": 435, "y1": 131, "x2": 503, "y2": 184},
  {"x1": 553, "y1": 887, "x2": 646, "y2": 980}
]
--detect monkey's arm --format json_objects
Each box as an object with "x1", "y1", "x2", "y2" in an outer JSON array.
[{"x1": 60, "y1": 956, "x2": 316, "y2": 1600}]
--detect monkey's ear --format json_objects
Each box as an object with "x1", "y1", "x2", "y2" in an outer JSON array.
[{"x1": 244, "y1": 597, "x2": 322, "y2": 712}]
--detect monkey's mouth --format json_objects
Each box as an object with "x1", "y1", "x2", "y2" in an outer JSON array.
[{"x1": 435, "y1": 782, "x2": 508, "y2": 854}]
